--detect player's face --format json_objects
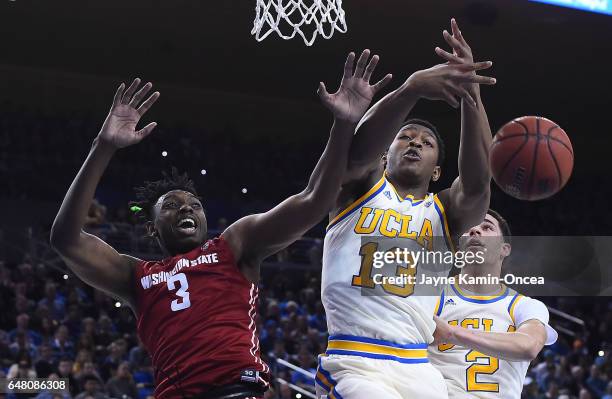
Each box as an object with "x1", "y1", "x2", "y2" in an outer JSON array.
[
  {"x1": 460, "y1": 214, "x2": 510, "y2": 264},
  {"x1": 386, "y1": 125, "x2": 440, "y2": 183},
  {"x1": 151, "y1": 190, "x2": 208, "y2": 255}
]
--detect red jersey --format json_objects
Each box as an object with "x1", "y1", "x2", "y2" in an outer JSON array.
[{"x1": 133, "y1": 237, "x2": 270, "y2": 398}]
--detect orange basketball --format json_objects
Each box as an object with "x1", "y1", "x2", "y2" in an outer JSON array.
[{"x1": 489, "y1": 116, "x2": 574, "y2": 201}]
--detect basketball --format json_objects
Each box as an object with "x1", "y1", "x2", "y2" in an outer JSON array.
[{"x1": 489, "y1": 116, "x2": 574, "y2": 201}]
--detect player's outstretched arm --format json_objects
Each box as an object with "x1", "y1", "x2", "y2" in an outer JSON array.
[
  {"x1": 345, "y1": 56, "x2": 496, "y2": 186},
  {"x1": 50, "y1": 79, "x2": 160, "y2": 307},
  {"x1": 436, "y1": 18, "x2": 494, "y2": 236},
  {"x1": 433, "y1": 316, "x2": 548, "y2": 362},
  {"x1": 222, "y1": 50, "x2": 391, "y2": 281}
]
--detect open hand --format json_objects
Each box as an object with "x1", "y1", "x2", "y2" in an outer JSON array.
[
  {"x1": 435, "y1": 18, "x2": 475, "y2": 65},
  {"x1": 318, "y1": 50, "x2": 393, "y2": 123},
  {"x1": 98, "y1": 78, "x2": 160, "y2": 149},
  {"x1": 406, "y1": 60, "x2": 495, "y2": 108}
]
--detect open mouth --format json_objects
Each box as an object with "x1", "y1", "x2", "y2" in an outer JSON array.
[
  {"x1": 402, "y1": 148, "x2": 421, "y2": 161},
  {"x1": 176, "y1": 217, "x2": 198, "y2": 235},
  {"x1": 466, "y1": 238, "x2": 485, "y2": 248}
]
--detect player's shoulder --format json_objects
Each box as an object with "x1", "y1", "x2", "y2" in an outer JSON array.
[
  {"x1": 330, "y1": 169, "x2": 386, "y2": 222},
  {"x1": 508, "y1": 292, "x2": 550, "y2": 324},
  {"x1": 511, "y1": 293, "x2": 548, "y2": 313}
]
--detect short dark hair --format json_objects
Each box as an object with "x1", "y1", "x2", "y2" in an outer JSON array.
[
  {"x1": 400, "y1": 118, "x2": 446, "y2": 166},
  {"x1": 129, "y1": 167, "x2": 200, "y2": 222},
  {"x1": 80, "y1": 374, "x2": 101, "y2": 386},
  {"x1": 487, "y1": 209, "x2": 511, "y2": 243}
]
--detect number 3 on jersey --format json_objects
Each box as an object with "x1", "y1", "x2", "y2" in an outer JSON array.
[{"x1": 167, "y1": 273, "x2": 191, "y2": 311}]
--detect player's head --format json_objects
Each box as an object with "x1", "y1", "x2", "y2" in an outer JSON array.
[
  {"x1": 460, "y1": 209, "x2": 511, "y2": 267},
  {"x1": 383, "y1": 119, "x2": 445, "y2": 186},
  {"x1": 130, "y1": 167, "x2": 208, "y2": 256}
]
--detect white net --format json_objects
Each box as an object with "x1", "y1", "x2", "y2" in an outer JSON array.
[{"x1": 251, "y1": 0, "x2": 347, "y2": 46}]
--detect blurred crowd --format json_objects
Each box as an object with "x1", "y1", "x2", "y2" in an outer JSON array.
[{"x1": 1, "y1": 103, "x2": 611, "y2": 236}]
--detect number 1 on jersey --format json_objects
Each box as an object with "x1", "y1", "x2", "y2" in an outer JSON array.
[
  {"x1": 352, "y1": 242, "x2": 417, "y2": 297},
  {"x1": 167, "y1": 273, "x2": 191, "y2": 311}
]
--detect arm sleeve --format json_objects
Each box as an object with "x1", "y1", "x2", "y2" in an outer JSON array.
[{"x1": 513, "y1": 297, "x2": 558, "y2": 345}]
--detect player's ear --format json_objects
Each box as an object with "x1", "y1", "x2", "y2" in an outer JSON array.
[
  {"x1": 145, "y1": 221, "x2": 157, "y2": 238},
  {"x1": 381, "y1": 151, "x2": 388, "y2": 169},
  {"x1": 500, "y1": 242, "x2": 511, "y2": 258},
  {"x1": 431, "y1": 166, "x2": 441, "y2": 182}
]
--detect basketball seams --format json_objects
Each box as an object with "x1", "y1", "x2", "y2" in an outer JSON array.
[
  {"x1": 492, "y1": 133, "x2": 573, "y2": 156},
  {"x1": 497, "y1": 135, "x2": 530, "y2": 196},
  {"x1": 547, "y1": 132, "x2": 563, "y2": 193},
  {"x1": 547, "y1": 126, "x2": 574, "y2": 155},
  {"x1": 492, "y1": 116, "x2": 573, "y2": 201},
  {"x1": 495, "y1": 121, "x2": 571, "y2": 149},
  {"x1": 491, "y1": 133, "x2": 530, "y2": 143},
  {"x1": 526, "y1": 117, "x2": 542, "y2": 199},
  {"x1": 513, "y1": 119, "x2": 530, "y2": 135}
]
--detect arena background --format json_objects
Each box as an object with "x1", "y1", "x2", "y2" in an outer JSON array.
[{"x1": 0, "y1": 0, "x2": 611, "y2": 398}]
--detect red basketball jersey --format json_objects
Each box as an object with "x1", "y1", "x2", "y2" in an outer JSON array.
[{"x1": 133, "y1": 237, "x2": 270, "y2": 398}]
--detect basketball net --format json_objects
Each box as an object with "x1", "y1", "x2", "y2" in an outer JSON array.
[{"x1": 251, "y1": 0, "x2": 347, "y2": 46}]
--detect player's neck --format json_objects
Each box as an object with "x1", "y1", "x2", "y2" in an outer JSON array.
[
  {"x1": 384, "y1": 171, "x2": 429, "y2": 199},
  {"x1": 457, "y1": 281, "x2": 504, "y2": 296},
  {"x1": 459, "y1": 262, "x2": 502, "y2": 294}
]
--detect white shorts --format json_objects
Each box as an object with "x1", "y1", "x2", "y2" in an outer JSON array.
[{"x1": 315, "y1": 354, "x2": 448, "y2": 399}]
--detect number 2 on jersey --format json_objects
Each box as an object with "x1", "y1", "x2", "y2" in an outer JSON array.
[
  {"x1": 465, "y1": 350, "x2": 499, "y2": 392},
  {"x1": 167, "y1": 273, "x2": 191, "y2": 311}
]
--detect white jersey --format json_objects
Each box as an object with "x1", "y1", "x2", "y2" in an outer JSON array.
[
  {"x1": 322, "y1": 173, "x2": 455, "y2": 348},
  {"x1": 429, "y1": 283, "x2": 558, "y2": 398}
]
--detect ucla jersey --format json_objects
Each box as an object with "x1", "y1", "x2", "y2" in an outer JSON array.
[
  {"x1": 429, "y1": 283, "x2": 557, "y2": 398},
  {"x1": 322, "y1": 173, "x2": 455, "y2": 346}
]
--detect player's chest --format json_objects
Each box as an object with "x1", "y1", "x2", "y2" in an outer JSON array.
[
  {"x1": 139, "y1": 260, "x2": 246, "y2": 313},
  {"x1": 440, "y1": 301, "x2": 516, "y2": 335},
  {"x1": 353, "y1": 197, "x2": 439, "y2": 244}
]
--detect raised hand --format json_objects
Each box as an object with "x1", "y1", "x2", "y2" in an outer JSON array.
[
  {"x1": 318, "y1": 49, "x2": 393, "y2": 123},
  {"x1": 98, "y1": 78, "x2": 160, "y2": 149},
  {"x1": 405, "y1": 60, "x2": 496, "y2": 108},
  {"x1": 435, "y1": 18, "x2": 475, "y2": 65}
]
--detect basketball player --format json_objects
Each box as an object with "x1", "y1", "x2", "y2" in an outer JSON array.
[
  {"x1": 429, "y1": 210, "x2": 558, "y2": 398},
  {"x1": 49, "y1": 50, "x2": 392, "y2": 399},
  {"x1": 317, "y1": 19, "x2": 496, "y2": 398}
]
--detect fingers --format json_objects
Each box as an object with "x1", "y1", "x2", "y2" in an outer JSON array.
[
  {"x1": 137, "y1": 91, "x2": 160, "y2": 116},
  {"x1": 448, "y1": 84, "x2": 477, "y2": 107},
  {"x1": 443, "y1": 30, "x2": 464, "y2": 56},
  {"x1": 441, "y1": 89, "x2": 460, "y2": 109},
  {"x1": 353, "y1": 49, "x2": 370, "y2": 78},
  {"x1": 342, "y1": 52, "x2": 356, "y2": 81},
  {"x1": 372, "y1": 73, "x2": 393, "y2": 93},
  {"x1": 457, "y1": 60, "x2": 493, "y2": 72},
  {"x1": 435, "y1": 47, "x2": 463, "y2": 64},
  {"x1": 121, "y1": 78, "x2": 141, "y2": 104},
  {"x1": 363, "y1": 54, "x2": 379, "y2": 82},
  {"x1": 112, "y1": 83, "x2": 125, "y2": 107},
  {"x1": 451, "y1": 18, "x2": 467, "y2": 46},
  {"x1": 136, "y1": 122, "x2": 158, "y2": 139},
  {"x1": 129, "y1": 82, "x2": 153, "y2": 108},
  {"x1": 460, "y1": 74, "x2": 496, "y2": 85},
  {"x1": 317, "y1": 82, "x2": 331, "y2": 101}
]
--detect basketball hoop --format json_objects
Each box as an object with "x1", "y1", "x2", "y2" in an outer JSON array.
[{"x1": 251, "y1": 0, "x2": 347, "y2": 46}]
